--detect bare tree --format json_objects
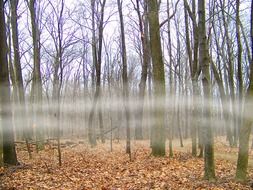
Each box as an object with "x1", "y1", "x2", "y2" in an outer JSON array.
[
  {"x1": 130, "y1": 0, "x2": 150, "y2": 140},
  {"x1": 147, "y1": 0, "x2": 166, "y2": 156},
  {"x1": 117, "y1": 0, "x2": 131, "y2": 157},
  {"x1": 88, "y1": 0, "x2": 107, "y2": 146},
  {"x1": 10, "y1": 0, "x2": 32, "y2": 158},
  {"x1": 26, "y1": 0, "x2": 44, "y2": 151},
  {"x1": 0, "y1": 0, "x2": 18, "y2": 165},
  {"x1": 235, "y1": 0, "x2": 253, "y2": 182},
  {"x1": 198, "y1": 0, "x2": 215, "y2": 181}
]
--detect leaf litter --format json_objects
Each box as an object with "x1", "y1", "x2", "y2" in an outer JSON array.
[{"x1": 1, "y1": 140, "x2": 253, "y2": 190}]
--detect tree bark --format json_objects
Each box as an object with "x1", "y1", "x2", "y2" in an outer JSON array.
[
  {"x1": 147, "y1": 0, "x2": 166, "y2": 156},
  {"x1": 10, "y1": 0, "x2": 32, "y2": 159},
  {"x1": 235, "y1": 0, "x2": 253, "y2": 182},
  {"x1": 184, "y1": 0, "x2": 199, "y2": 157},
  {"x1": 0, "y1": 0, "x2": 18, "y2": 165},
  {"x1": 28, "y1": 0, "x2": 44, "y2": 150},
  {"x1": 235, "y1": 0, "x2": 243, "y2": 147},
  {"x1": 88, "y1": 0, "x2": 106, "y2": 146},
  {"x1": 198, "y1": 0, "x2": 215, "y2": 181},
  {"x1": 134, "y1": 0, "x2": 149, "y2": 140},
  {"x1": 117, "y1": 0, "x2": 131, "y2": 157}
]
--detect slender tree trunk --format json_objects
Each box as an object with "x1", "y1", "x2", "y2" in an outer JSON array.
[
  {"x1": 10, "y1": 0, "x2": 32, "y2": 159},
  {"x1": 212, "y1": 18, "x2": 233, "y2": 146},
  {"x1": 184, "y1": 0, "x2": 199, "y2": 156},
  {"x1": 211, "y1": 61, "x2": 233, "y2": 145},
  {"x1": 117, "y1": 0, "x2": 131, "y2": 158},
  {"x1": 134, "y1": 0, "x2": 149, "y2": 140},
  {"x1": 235, "y1": 0, "x2": 243, "y2": 146},
  {"x1": 219, "y1": 0, "x2": 237, "y2": 146},
  {"x1": 28, "y1": 0, "x2": 44, "y2": 150},
  {"x1": 167, "y1": 0, "x2": 173, "y2": 157},
  {"x1": 0, "y1": 0, "x2": 18, "y2": 165},
  {"x1": 88, "y1": 0, "x2": 98, "y2": 146},
  {"x1": 88, "y1": 0, "x2": 106, "y2": 145},
  {"x1": 198, "y1": 0, "x2": 215, "y2": 181},
  {"x1": 235, "y1": 0, "x2": 253, "y2": 181},
  {"x1": 96, "y1": 0, "x2": 106, "y2": 144}
]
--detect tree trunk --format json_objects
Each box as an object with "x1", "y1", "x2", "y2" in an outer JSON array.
[
  {"x1": 28, "y1": 0, "x2": 44, "y2": 150},
  {"x1": 167, "y1": 0, "x2": 173, "y2": 157},
  {"x1": 184, "y1": 0, "x2": 199, "y2": 157},
  {"x1": 10, "y1": 0, "x2": 32, "y2": 159},
  {"x1": 235, "y1": 0, "x2": 253, "y2": 181},
  {"x1": 198, "y1": 0, "x2": 215, "y2": 181},
  {"x1": 88, "y1": 0, "x2": 106, "y2": 146},
  {"x1": 117, "y1": 0, "x2": 131, "y2": 158},
  {"x1": 0, "y1": 0, "x2": 18, "y2": 165},
  {"x1": 134, "y1": 0, "x2": 149, "y2": 140},
  {"x1": 147, "y1": 0, "x2": 166, "y2": 156},
  {"x1": 235, "y1": 0, "x2": 243, "y2": 147}
]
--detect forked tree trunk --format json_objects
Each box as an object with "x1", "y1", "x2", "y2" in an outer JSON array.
[
  {"x1": 198, "y1": 0, "x2": 215, "y2": 181},
  {"x1": 184, "y1": 0, "x2": 199, "y2": 157},
  {"x1": 88, "y1": 0, "x2": 106, "y2": 146}
]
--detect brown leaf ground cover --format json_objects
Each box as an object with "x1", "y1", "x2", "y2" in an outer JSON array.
[{"x1": 1, "y1": 140, "x2": 253, "y2": 190}]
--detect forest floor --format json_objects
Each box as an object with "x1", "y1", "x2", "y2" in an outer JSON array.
[{"x1": 1, "y1": 138, "x2": 253, "y2": 190}]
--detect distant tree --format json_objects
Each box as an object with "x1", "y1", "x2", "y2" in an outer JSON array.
[
  {"x1": 147, "y1": 0, "x2": 166, "y2": 156},
  {"x1": 219, "y1": 0, "x2": 237, "y2": 147},
  {"x1": 0, "y1": 0, "x2": 18, "y2": 165},
  {"x1": 211, "y1": 0, "x2": 233, "y2": 147}
]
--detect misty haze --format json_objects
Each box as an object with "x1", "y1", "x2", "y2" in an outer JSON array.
[{"x1": 0, "y1": 0, "x2": 253, "y2": 189}]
